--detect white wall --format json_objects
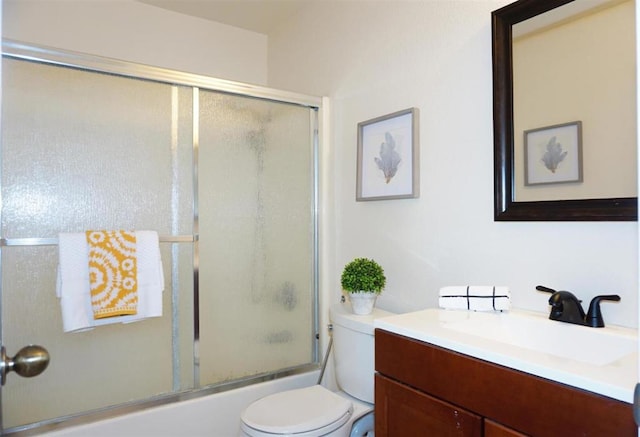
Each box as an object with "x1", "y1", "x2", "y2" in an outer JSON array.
[
  {"x1": 3, "y1": 0, "x2": 268, "y2": 85},
  {"x1": 268, "y1": 0, "x2": 639, "y2": 328}
]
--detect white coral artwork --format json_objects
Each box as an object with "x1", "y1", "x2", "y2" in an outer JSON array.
[
  {"x1": 541, "y1": 136, "x2": 567, "y2": 173},
  {"x1": 374, "y1": 132, "x2": 402, "y2": 183},
  {"x1": 358, "y1": 109, "x2": 416, "y2": 199}
]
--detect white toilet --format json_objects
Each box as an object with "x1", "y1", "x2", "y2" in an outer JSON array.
[{"x1": 239, "y1": 302, "x2": 394, "y2": 437}]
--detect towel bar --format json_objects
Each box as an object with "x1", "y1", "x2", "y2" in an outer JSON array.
[{"x1": 0, "y1": 235, "x2": 197, "y2": 246}]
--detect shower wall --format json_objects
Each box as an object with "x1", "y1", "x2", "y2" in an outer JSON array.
[{"x1": 0, "y1": 47, "x2": 319, "y2": 433}]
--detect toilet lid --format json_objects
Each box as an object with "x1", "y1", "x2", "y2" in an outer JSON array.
[{"x1": 241, "y1": 385, "x2": 353, "y2": 435}]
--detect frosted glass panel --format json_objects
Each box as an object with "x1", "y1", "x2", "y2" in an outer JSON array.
[
  {"x1": 198, "y1": 91, "x2": 314, "y2": 385},
  {"x1": 1, "y1": 246, "x2": 174, "y2": 427},
  {"x1": 1, "y1": 59, "x2": 195, "y2": 428},
  {"x1": 2, "y1": 59, "x2": 178, "y2": 235}
]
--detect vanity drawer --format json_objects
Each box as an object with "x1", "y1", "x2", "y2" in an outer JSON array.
[
  {"x1": 375, "y1": 373, "x2": 482, "y2": 436},
  {"x1": 485, "y1": 420, "x2": 528, "y2": 437},
  {"x1": 375, "y1": 329, "x2": 635, "y2": 436}
]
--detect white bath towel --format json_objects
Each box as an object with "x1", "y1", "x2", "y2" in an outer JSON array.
[
  {"x1": 438, "y1": 286, "x2": 511, "y2": 312},
  {"x1": 133, "y1": 231, "x2": 164, "y2": 320},
  {"x1": 56, "y1": 231, "x2": 164, "y2": 333}
]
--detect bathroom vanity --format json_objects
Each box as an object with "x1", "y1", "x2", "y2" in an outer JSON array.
[{"x1": 373, "y1": 309, "x2": 637, "y2": 436}]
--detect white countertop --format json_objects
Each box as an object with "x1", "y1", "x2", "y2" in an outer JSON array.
[{"x1": 374, "y1": 308, "x2": 638, "y2": 403}]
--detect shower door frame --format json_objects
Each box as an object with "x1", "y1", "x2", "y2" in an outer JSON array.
[{"x1": 0, "y1": 39, "x2": 322, "y2": 435}]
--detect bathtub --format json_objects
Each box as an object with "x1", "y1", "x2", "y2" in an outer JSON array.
[{"x1": 41, "y1": 371, "x2": 320, "y2": 436}]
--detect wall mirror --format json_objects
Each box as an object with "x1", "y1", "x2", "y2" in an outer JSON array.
[{"x1": 492, "y1": 0, "x2": 637, "y2": 221}]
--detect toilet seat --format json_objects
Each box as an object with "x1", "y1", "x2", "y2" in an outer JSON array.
[{"x1": 240, "y1": 385, "x2": 353, "y2": 436}]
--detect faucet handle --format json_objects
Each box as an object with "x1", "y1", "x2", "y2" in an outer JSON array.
[
  {"x1": 536, "y1": 285, "x2": 580, "y2": 302},
  {"x1": 585, "y1": 295, "x2": 621, "y2": 328},
  {"x1": 536, "y1": 285, "x2": 556, "y2": 294}
]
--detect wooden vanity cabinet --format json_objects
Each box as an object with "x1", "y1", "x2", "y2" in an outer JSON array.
[{"x1": 375, "y1": 329, "x2": 635, "y2": 436}]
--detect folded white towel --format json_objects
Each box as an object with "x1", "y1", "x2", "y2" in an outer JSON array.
[
  {"x1": 438, "y1": 286, "x2": 511, "y2": 312},
  {"x1": 56, "y1": 233, "x2": 92, "y2": 332},
  {"x1": 57, "y1": 231, "x2": 164, "y2": 333}
]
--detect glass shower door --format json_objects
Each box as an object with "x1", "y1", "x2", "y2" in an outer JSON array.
[
  {"x1": 0, "y1": 46, "x2": 319, "y2": 434},
  {"x1": 0, "y1": 57, "x2": 195, "y2": 430},
  {"x1": 198, "y1": 91, "x2": 316, "y2": 385}
]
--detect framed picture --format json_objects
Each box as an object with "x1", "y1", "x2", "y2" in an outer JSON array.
[
  {"x1": 524, "y1": 121, "x2": 583, "y2": 186},
  {"x1": 356, "y1": 108, "x2": 419, "y2": 201}
]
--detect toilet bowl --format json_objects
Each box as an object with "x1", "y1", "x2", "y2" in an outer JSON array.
[
  {"x1": 239, "y1": 303, "x2": 394, "y2": 437},
  {"x1": 240, "y1": 385, "x2": 353, "y2": 437}
]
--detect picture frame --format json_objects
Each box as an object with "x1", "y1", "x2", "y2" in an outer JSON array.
[
  {"x1": 524, "y1": 121, "x2": 583, "y2": 186},
  {"x1": 356, "y1": 107, "x2": 419, "y2": 201}
]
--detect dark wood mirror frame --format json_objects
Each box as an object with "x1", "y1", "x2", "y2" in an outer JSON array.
[{"x1": 492, "y1": 0, "x2": 637, "y2": 221}]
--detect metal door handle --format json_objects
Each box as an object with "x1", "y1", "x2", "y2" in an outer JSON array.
[{"x1": 0, "y1": 345, "x2": 50, "y2": 385}]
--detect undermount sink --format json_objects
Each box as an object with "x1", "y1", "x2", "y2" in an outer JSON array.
[{"x1": 440, "y1": 310, "x2": 636, "y2": 366}]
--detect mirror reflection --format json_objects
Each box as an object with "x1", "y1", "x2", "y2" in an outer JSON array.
[{"x1": 513, "y1": 0, "x2": 636, "y2": 203}]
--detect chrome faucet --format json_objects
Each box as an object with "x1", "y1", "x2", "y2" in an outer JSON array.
[{"x1": 536, "y1": 285, "x2": 620, "y2": 328}]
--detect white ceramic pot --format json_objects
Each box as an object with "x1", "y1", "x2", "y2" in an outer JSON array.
[{"x1": 348, "y1": 292, "x2": 378, "y2": 315}]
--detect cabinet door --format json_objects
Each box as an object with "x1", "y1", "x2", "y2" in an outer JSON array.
[
  {"x1": 375, "y1": 374, "x2": 482, "y2": 436},
  {"x1": 485, "y1": 419, "x2": 528, "y2": 437},
  {"x1": 376, "y1": 329, "x2": 636, "y2": 436}
]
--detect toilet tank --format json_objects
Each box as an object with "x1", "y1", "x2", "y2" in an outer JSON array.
[{"x1": 329, "y1": 302, "x2": 395, "y2": 403}]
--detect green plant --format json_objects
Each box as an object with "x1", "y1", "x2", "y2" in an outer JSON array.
[{"x1": 340, "y1": 258, "x2": 386, "y2": 294}]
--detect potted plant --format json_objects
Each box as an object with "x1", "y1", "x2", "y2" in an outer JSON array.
[{"x1": 340, "y1": 257, "x2": 386, "y2": 315}]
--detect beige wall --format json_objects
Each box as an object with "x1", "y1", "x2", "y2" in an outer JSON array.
[
  {"x1": 514, "y1": 0, "x2": 636, "y2": 201},
  {"x1": 2, "y1": 0, "x2": 268, "y2": 85},
  {"x1": 268, "y1": 0, "x2": 638, "y2": 328}
]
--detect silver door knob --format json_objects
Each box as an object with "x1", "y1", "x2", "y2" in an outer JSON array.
[{"x1": 0, "y1": 345, "x2": 50, "y2": 385}]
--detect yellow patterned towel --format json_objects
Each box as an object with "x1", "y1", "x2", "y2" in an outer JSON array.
[{"x1": 86, "y1": 230, "x2": 138, "y2": 319}]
